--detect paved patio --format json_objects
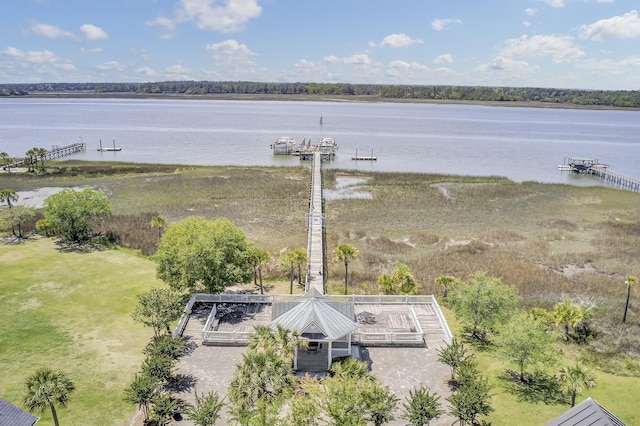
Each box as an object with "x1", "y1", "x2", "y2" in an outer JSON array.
[{"x1": 168, "y1": 313, "x2": 456, "y2": 426}]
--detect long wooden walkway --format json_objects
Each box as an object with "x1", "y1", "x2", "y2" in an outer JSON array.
[{"x1": 305, "y1": 152, "x2": 326, "y2": 294}]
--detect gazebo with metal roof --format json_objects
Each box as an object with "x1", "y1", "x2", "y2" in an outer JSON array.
[{"x1": 271, "y1": 289, "x2": 357, "y2": 372}]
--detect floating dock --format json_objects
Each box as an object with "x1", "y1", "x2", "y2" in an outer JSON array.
[
  {"x1": 97, "y1": 139, "x2": 121, "y2": 152},
  {"x1": 274, "y1": 137, "x2": 338, "y2": 161},
  {"x1": 352, "y1": 148, "x2": 377, "y2": 161}
]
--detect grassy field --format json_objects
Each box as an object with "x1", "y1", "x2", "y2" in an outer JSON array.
[
  {"x1": 0, "y1": 238, "x2": 162, "y2": 425},
  {"x1": 1, "y1": 161, "x2": 640, "y2": 424}
]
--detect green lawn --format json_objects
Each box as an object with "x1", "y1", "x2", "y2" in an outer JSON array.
[{"x1": 0, "y1": 238, "x2": 162, "y2": 426}]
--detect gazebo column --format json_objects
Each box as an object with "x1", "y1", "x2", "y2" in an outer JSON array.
[
  {"x1": 327, "y1": 341, "x2": 333, "y2": 370},
  {"x1": 293, "y1": 345, "x2": 298, "y2": 370}
]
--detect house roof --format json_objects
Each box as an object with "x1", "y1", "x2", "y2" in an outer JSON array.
[
  {"x1": 0, "y1": 398, "x2": 39, "y2": 426},
  {"x1": 270, "y1": 290, "x2": 357, "y2": 340},
  {"x1": 545, "y1": 397, "x2": 626, "y2": 426}
]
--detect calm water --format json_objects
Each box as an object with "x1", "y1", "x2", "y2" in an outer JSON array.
[{"x1": 1, "y1": 98, "x2": 639, "y2": 185}]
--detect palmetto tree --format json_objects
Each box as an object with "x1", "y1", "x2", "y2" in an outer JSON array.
[
  {"x1": 556, "y1": 363, "x2": 596, "y2": 407},
  {"x1": 250, "y1": 247, "x2": 271, "y2": 294},
  {"x1": 0, "y1": 189, "x2": 18, "y2": 208},
  {"x1": 333, "y1": 243, "x2": 359, "y2": 295},
  {"x1": 0, "y1": 151, "x2": 14, "y2": 172},
  {"x1": 551, "y1": 297, "x2": 587, "y2": 340},
  {"x1": 247, "y1": 324, "x2": 307, "y2": 362},
  {"x1": 23, "y1": 368, "x2": 75, "y2": 426},
  {"x1": 34, "y1": 147, "x2": 48, "y2": 172},
  {"x1": 623, "y1": 275, "x2": 638, "y2": 323},
  {"x1": 25, "y1": 148, "x2": 38, "y2": 172},
  {"x1": 150, "y1": 215, "x2": 167, "y2": 241}
]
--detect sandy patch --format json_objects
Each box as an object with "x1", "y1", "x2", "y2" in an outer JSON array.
[{"x1": 16, "y1": 187, "x2": 84, "y2": 209}]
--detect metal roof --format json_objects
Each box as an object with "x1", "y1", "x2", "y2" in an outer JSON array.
[
  {"x1": 0, "y1": 398, "x2": 39, "y2": 426},
  {"x1": 270, "y1": 291, "x2": 357, "y2": 340},
  {"x1": 546, "y1": 397, "x2": 626, "y2": 426}
]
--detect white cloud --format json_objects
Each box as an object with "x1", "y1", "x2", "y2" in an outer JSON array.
[
  {"x1": 205, "y1": 39, "x2": 261, "y2": 76},
  {"x1": 343, "y1": 54, "x2": 371, "y2": 66},
  {"x1": 30, "y1": 22, "x2": 73, "y2": 39},
  {"x1": 2, "y1": 46, "x2": 60, "y2": 63},
  {"x1": 176, "y1": 0, "x2": 261, "y2": 33},
  {"x1": 579, "y1": 10, "x2": 640, "y2": 40},
  {"x1": 433, "y1": 54, "x2": 453, "y2": 64},
  {"x1": 146, "y1": 17, "x2": 178, "y2": 39},
  {"x1": 525, "y1": 8, "x2": 537, "y2": 16},
  {"x1": 539, "y1": 0, "x2": 564, "y2": 8},
  {"x1": 80, "y1": 24, "x2": 108, "y2": 41},
  {"x1": 373, "y1": 33, "x2": 423, "y2": 48},
  {"x1": 96, "y1": 61, "x2": 124, "y2": 71},
  {"x1": 500, "y1": 34, "x2": 584, "y2": 63},
  {"x1": 165, "y1": 63, "x2": 192, "y2": 77},
  {"x1": 323, "y1": 55, "x2": 339, "y2": 64},
  {"x1": 523, "y1": 21, "x2": 532, "y2": 28},
  {"x1": 135, "y1": 66, "x2": 156, "y2": 77},
  {"x1": 431, "y1": 18, "x2": 462, "y2": 31}
]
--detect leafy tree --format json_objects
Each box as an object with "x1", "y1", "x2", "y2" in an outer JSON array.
[
  {"x1": 143, "y1": 334, "x2": 188, "y2": 360},
  {"x1": 437, "y1": 338, "x2": 471, "y2": 380},
  {"x1": 556, "y1": 363, "x2": 596, "y2": 407},
  {"x1": 496, "y1": 312, "x2": 558, "y2": 381},
  {"x1": 249, "y1": 246, "x2": 271, "y2": 294},
  {"x1": 0, "y1": 205, "x2": 35, "y2": 238},
  {"x1": 153, "y1": 216, "x2": 253, "y2": 293},
  {"x1": 43, "y1": 188, "x2": 112, "y2": 241},
  {"x1": 447, "y1": 368, "x2": 493, "y2": 426},
  {"x1": 377, "y1": 273, "x2": 394, "y2": 295},
  {"x1": 150, "y1": 215, "x2": 167, "y2": 241},
  {"x1": 333, "y1": 243, "x2": 359, "y2": 295},
  {"x1": 142, "y1": 353, "x2": 176, "y2": 383},
  {"x1": 184, "y1": 390, "x2": 225, "y2": 426},
  {"x1": 365, "y1": 381, "x2": 399, "y2": 426},
  {"x1": 623, "y1": 275, "x2": 638, "y2": 323},
  {"x1": 288, "y1": 392, "x2": 322, "y2": 426},
  {"x1": 124, "y1": 372, "x2": 159, "y2": 421},
  {"x1": 23, "y1": 368, "x2": 75, "y2": 426},
  {"x1": 402, "y1": 386, "x2": 444, "y2": 426},
  {"x1": 324, "y1": 377, "x2": 370, "y2": 426},
  {"x1": 0, "y1": 189, "x2": 18, "y2": 208},
  {"x1": 132, "y1": 287, "x2": 184, "y2": 337},
  {"x1": 448, "y1": 271, "x2": 518, "y2": 340},
  {"x1": 150, "y1": 392, "x2": 178, "y2": 425}
]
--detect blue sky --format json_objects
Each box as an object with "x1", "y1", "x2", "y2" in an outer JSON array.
[{"x1": 2, "y1": 0, "x2": 640, "y2": 89}]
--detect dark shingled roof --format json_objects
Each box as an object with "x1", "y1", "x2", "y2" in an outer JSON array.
[
  {"x1": 545, "y1": 397, "x2": 626, "y2": 426},
  {"x1": 0, "y1": 398, "x2": 39, "y2": 426}
]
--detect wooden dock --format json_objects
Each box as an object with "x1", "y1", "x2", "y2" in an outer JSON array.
[
  {"x1": 305, "y1": 152, "x2": 326, "y2": 294},
  {"x1": 559, "y1": 157, "x2": 639, "y2": 192},
  {"x1": 352, "y1": 148, "x2": 377, "y2": 161},
  {"x1": 3, "y1": 142, "x2": 86, "y2": 169}
]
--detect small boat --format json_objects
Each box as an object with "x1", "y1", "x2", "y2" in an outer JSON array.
[
  {"x1": 270, "y1": 137, "x2": 296, "y2": 155},
  {"x1": 97, "y1": 139, "x2": 121, "y2": 152}
]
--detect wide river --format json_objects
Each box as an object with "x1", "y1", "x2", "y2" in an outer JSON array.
[{"x1": 1, "y1": 98, "x2": 639, "y2": 186}]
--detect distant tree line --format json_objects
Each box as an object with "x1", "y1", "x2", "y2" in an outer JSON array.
[{"x1": 1, "y1": 81, "x2": 640, "y2": 108}]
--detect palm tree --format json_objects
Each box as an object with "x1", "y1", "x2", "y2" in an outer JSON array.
[
  {"x1": 184, "y1": 390, "x2": 224, "y2": 426},
  {"x1": 23, "y1": 367, "x2": 75, "y2": 426},
  {"x1": 551, "y1": 297, "x2": 586, "y2": 340},
  {"x1": 290, "y1": 247, "x2": 309, "y2": 288},
  {"x1": 150, "y1": 215, "x2": 167, "y2": 241},
  {"x1": 34, "y1": 147, "x2": 48, "y2": 172},
  {"x1": 250, "y1": 247, "x2": 271, "y2": 294},
  {"x1": 623, "y1": 275, "x2": 638, "y2": 323},
  {"x1": 556, "y1": 363, "x2": 596, "y2": 407},
  {"x1": 25, "y1": 148, "x2": 38, "y2": 172},
  {"x1": 0, "y1": 151, "x2": 14, "y2": 173},
  {"x1": 0, "y1": 189, "x2": 18, "y2": 208},
  {"x1": 333, "y1": 243, "x2": 359, "y2": 295},
  {"x1": 247, "y1": 324, "x2": 307, "y2": 362}
]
